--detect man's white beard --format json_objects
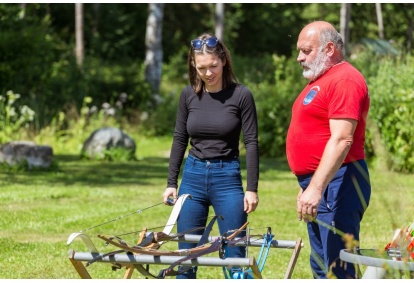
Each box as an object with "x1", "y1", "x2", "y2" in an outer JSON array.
[{"x1": 302, "y1": 49, "x2": 330, "y2": 81}]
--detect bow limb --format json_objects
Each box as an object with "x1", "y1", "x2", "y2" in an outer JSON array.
[
  {"x1": 135, "y1": 226, "x2": 206, "y2": 249},
  {"x1": 130, "y1": 194, "x2": 191, "y2": 278},
  {"x1": 227, "y1": 221, "x2": 249, "y2": 241},
  {"x1": 160, "y1": 194, "x2": 192, "y2": 244},
  {"x1": 158, "y1": 221, "x2": 249, "y2": 278},
  {"x1": 97, "y1": 234, "x2": 220, "y2": 256},
  {"x1": 157, "y1": 215, "x2": 224, "y2": 278},
  {"x1": 158, "y1": 239, "x2": 222, "y2": 278},
  {"x1": 98, "y1": 222, "x2": 248, "y2": 258}
]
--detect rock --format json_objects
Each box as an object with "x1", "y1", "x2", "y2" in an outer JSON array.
[
  {"x1": 81, "y1": 127, "x2": 136, "y2": 159},
  {"x1": 0, "y1": 141, "x2": 54, "y2": 169}
]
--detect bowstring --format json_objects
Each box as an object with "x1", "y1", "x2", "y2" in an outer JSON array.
[
  {"x1": 79, "y1": 197, "x2": 273, "y2": 248},
  {"x1": 79, "y1": 200, "x2": 168, "y2": 233},
  {"x1": 115, "y1": 215, "x2": 219, "y2": 238}
]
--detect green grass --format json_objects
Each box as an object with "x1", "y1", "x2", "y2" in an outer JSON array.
[{"x1": 0, "y1": 135, "x2": 413, "y2": 279}]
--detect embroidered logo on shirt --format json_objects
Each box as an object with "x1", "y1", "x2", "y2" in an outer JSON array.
[{"x1": 303, "y1": 86, "x2": 320, "y2": 105}]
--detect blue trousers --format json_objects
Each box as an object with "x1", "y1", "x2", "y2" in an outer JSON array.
[
  {"x1": 297, "y1": 160, "x2": 371, "y2": 279},
  {"x1": 176, "y1": 154, "x2": 247, "y2": 279}
]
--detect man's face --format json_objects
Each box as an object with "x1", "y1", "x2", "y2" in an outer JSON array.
[
  {"x1": 301, "y1": 47, "x2": 329, "y2": 81},
  {"x1": 296, "y1": 31, "x2": 329, "y2": 81}
]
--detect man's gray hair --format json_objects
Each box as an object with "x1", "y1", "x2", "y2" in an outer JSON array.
[{"x1": 319, "y1": 28, "x2": 344, "y2": 56}]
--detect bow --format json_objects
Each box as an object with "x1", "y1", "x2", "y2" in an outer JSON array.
[
  {"x1": 95, "y1": 215, "x2": 224, "y2": 279},
  {"x1": 96, "y1": 221, "x2": 249, "y2": 279},
  {"x1": 97, "y1": 217, "x2": 235, "y2": 258},
  {"x1": 156, "y1": 219, "x2": 248, "y2": 278},
  {"x1": 85, "y1": 226, "x2": 205, "y2": 267},
  {"x1": 67, "y1": 194, "x2": 192, "y2": 278}
]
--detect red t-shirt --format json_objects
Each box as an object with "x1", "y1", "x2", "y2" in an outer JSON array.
[{"x1": 286, "y1": 62, "x2": 370, "y2": 176}]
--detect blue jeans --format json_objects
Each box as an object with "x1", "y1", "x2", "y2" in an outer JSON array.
[
  {"x1": 176, "y1": 154, "x2": 247, "y2": 279},
  {"x1": 297, "y1": 160, "x2": 371, "y2": 279}
]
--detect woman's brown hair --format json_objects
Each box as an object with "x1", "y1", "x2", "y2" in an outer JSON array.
[{"x1": 187, "y1": 33, "x2": 238, "y2": 95}]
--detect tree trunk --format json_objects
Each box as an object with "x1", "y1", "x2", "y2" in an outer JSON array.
[
  {"x1": 145, "y1": 3, "x2": 165, "y2": 94},
  {"x1": 75, "y1": 3, "x2": 84, "y2": 67},
  {"x1": 19, "y1": 3, "x2": 26, "y2": 19},
  {"x1": 340, "y1": 3, "x2": 351, "y2": 55},
  {"x1": 215, "y1": 3, "x2": 224, "y2": 40},
  {"x1": 376, "y1": 3, "x2": 384, "y2": 39}
]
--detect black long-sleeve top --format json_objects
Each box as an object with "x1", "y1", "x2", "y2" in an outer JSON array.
[{"x1": 167, "y1": 83, "x2": 259, "y2": 192}]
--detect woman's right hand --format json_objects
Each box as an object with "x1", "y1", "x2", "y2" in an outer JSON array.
[{"x1": 163, "y1": 187, "x2": 178, "y2": 205}]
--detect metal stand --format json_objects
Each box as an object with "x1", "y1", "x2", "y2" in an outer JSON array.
[
  {"x1": 68, "y1": 234, "x2": 303, "y2": 279},
  {"x1": 68, "y1": 249, "x2": 263, "y2": 278},
  {"x1": 67, "y1": 195, "x2": 304, "y2": 279}
]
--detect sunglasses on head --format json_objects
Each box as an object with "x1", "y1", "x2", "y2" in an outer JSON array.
[{"x1": 191, "y1": 37, "x2": 218, "y2": 50}]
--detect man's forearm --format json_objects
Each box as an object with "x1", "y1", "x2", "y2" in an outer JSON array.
[{"x1": 308, "y1": 136, "x2": 352, "y2": 193}]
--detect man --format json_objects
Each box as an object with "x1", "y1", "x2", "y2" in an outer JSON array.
[{"x1": 286, "y1": 21, "x2": 371, "y2": 279}]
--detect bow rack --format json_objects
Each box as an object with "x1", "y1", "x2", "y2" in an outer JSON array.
[{"x1": 67, "y1": 194, "x2": 303, "y2": 279}]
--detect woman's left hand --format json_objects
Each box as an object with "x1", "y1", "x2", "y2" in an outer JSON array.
[{"x1": 244, "y1": 191, "x2": 259, "y2": 214}]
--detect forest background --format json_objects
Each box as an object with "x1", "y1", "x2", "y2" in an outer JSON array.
[
  {"x1": 1, "y1": 2, "x2": 413, "y2": 172},
  {"x1": 0, "y1": 3, "x2": 414, "y2": 279}
]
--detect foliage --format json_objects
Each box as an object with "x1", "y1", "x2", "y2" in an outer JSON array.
[
  {"x1": 251, "y1": 55, "x2": 305, "y2": 157},
  {"x1": 349, "y1": 51, "x2": 414, "y2": 173},
  {"x1": 0, "y1": 4, "x2": 66, "y2": 128},
  {"x1": 143, "y1": 90, "x2": 180, "y2": 137},
  {"x1": 48, "y1": 3, "x2": 149, "y2": 61},
  {"x1": 96, "y1": 147, "x2": 136, "y2": 162},
  {"x1": 364, "y1": 55, "x2": 414, "y2": 173},
  {"x1": 26, "y1": 53, "x2": 153, "y2": 131},
  {"x1": 233, "y1": 54, "x2": 276, "y2": 84},
  {"x1": 160, "y1": 46, "x2": 188, "y2": 84},
  {"x1": 228, "y1": 3, "x2": 306, "y2": 57},
  {"x1": 1, "y1": 3, "x2": 414, "y2": 172},
  {"x1": 35, "y1": 96, "x2": 138, "y2": 156},
  {"x1": 0, "y1": 90, "x2": 35, "y2": 144},
  {"x1": 0, "y1": 4, "x2": 153, "y2": 130},
  {"x1": 0, "y1": 158, "x2": 60, "y2": 172}
]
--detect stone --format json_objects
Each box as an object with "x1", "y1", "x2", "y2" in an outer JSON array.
[
  {"x1": 0, "y1": 141, "x2": 54, "y2": 169},
  {"x1": 81, "y1": 127, "x2": 136, "y2": 159}
]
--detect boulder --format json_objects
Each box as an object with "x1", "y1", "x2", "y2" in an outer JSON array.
[
  {"x1": 0, "y1": 141, "x2": 54, "y2": 169},
  {"x1": 81, "y1": 127, "x2": 136, "y2": 159}
]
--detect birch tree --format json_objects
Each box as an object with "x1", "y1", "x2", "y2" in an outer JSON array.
[
  {"x1": 215, "y1": 3, "x2": 224, "y2": 40},
  {"x1": 376, "y1": 3, "x2": 384, "y2": 39},
  {"x1": 340, "y1": 3, "x2": 351, "y2": 55},
  {"x1": 75, "y1": 3, "x2": 84, "y2": 67},
  {"x1": 145, "y1": 3, "x2": 164, "y2": 94}
]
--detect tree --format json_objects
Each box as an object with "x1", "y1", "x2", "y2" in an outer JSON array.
[
  {"x1": 75, "y1": 3, "x2": 84, "y2": 67},
  {"x1": 145, "y1": 3, "x2": 164, "y2": 94},
  {"x1": 340, "y1": 3, "x2": 351, "y2": 55},
  {"x1": 375, "y1": 3, "x2": 384, "y2": 39},
  {"x1": 215, "y1": 3, "x2": 224, "y2": 40}
]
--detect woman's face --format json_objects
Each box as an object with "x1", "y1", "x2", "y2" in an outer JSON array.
[{"x1": 194, "y1": 52, "x2": 226, "y2": 93}]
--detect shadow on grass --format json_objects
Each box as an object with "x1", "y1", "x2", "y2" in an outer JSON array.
[
  {"x1": 0, "y1": 154, "x2": 294, "y2": 187},
  {"x1": 1, "y1": 154, "x2": 171, "y2": 187}
]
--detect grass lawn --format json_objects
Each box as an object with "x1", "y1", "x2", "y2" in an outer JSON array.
[{"x1": 0, "y1": 135, "x2": 413, "y2": 279}]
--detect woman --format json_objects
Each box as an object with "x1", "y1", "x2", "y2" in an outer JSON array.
[{"x1": 162, "y1": 33, "x2": 259, "y2": 279}]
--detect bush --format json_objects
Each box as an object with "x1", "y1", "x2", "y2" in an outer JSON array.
[
  {"x1": 43, "y1": 57, "x2": 154, "y2": 127},
  {"x1": 0, "y1": 90, "x2": 35, "y2": 144},
  {"x1": 364, "y1": 55, "x2": 414, "y2": 173},
  {"x1": 252, "y1": 54, "x2": 305, "y2": 157}
]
